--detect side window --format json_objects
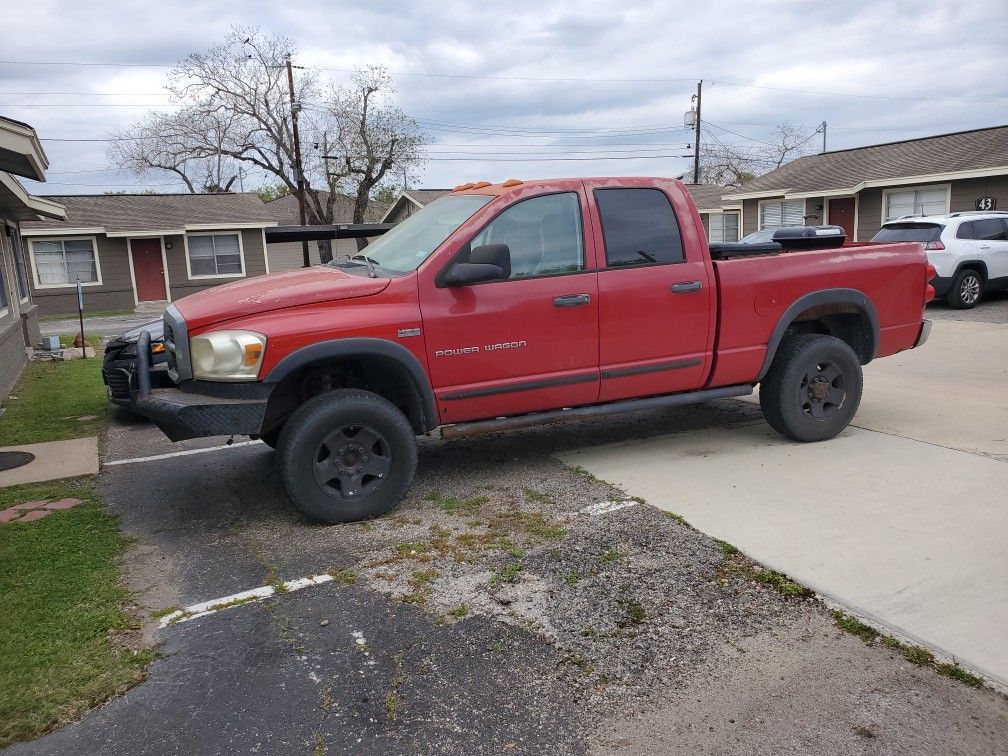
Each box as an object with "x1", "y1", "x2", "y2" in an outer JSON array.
[
  {"x1": 467, "y1": 192, "x2": 583, "y2": 279},
  {"x1": 972, "y1": 218, "x2": 1008, "y2": 241},
  {"x1": 595, "y1": 188, "x2": 684, "y2": 267},
  {"x1": 955, "y1": 222, "x2": 975, "y2": 240}
]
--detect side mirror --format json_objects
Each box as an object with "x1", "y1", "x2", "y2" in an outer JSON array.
[
  {"x1": 470, "y1": 244, "x2": 511, "y2": 278},
  {"x1": 444, "y1": 262, "x2": 506, "y2": 286}
]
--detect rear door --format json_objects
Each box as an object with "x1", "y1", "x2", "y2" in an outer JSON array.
[
  {"x1": 971, "y1": 218, "x2": 1008, "y2": 280},
  {"x1": 587, "y1": 181, "x2": 715, "y2": 402},
  {"x1": 419, "y1": 187, "x2": 600, "y2": 424}
]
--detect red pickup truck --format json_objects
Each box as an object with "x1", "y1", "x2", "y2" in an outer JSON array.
[{"x1": 133, "y1": 177, "x2": 934, "y2": 523}]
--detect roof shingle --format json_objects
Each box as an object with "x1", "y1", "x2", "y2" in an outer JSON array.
[{"x1": 21, "y1": 192, "x2": 278, "y2": 233}]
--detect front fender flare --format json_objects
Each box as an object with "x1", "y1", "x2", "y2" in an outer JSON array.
[{"x1": 262, "y1": 338, "x2": 439, "y2": 432}]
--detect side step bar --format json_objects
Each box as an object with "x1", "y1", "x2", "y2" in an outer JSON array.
[{"x1": 439, "y1": 384, "x2": 753, "y2": 440}]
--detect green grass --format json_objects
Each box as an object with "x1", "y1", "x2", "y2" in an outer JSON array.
[
  {"x1": 0, "y1": 357, "x2": 107, "y2": 446},
  {"x1": 0, "y1": 479, "x2": 152, "y2": 747}
]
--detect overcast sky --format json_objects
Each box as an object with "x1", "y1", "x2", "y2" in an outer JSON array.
[{"x1": 7, "y1": 0, "x2": 1008, "y2": 198}]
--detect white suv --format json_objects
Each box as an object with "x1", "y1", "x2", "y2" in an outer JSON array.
[{"x1": 871, "y1": 212, "x2": 1008, "y2": 308}]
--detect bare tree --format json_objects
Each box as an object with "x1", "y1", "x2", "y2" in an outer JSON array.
[
  {"x1": 698, "y1": 121, "x2": 817, "y2": 187},
  {"x1": 106, "y1": 27, "x2": 426, "y2": 261}
]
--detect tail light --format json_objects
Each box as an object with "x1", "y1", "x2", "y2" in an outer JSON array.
[
  {"x1": 924, "y1": 263, "x2": 936, "y2": 304},
  {"x1": 923, "y1": 241, "x2": 945, "y2": 250}
]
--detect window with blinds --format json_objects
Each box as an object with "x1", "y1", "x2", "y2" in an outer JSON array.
[
  {"x1": 759, "y1": 200, "x2": 804, "y2": 230},
  {"x1": 187, "y1": 234, "x2": 243, "y2": 277},
  {"x1": 708, "y1": 211, "x2": 740, "y2": 243},
  {"x1": 883, "y1": 185, "x2": 948, "y2": 222},
  {"x1": 31, "y1": 238, "x2": 99, "y2": 285}
]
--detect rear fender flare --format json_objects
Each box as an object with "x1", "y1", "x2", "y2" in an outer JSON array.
[
  {"x1": 756, "y1": 288, "x2": 879, "y2": 382},
  {"x1": 263, "y1": 338, "x2": 439, "y2": 432}
]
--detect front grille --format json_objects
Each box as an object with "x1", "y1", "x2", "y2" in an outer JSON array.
[{"x1": 102, "y1": 365, "x2": 131, "y2": 400}]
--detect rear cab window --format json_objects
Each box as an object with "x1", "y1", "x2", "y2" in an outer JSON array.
[
  {"x1": 871, "y1": 223, "x2": 944, "y2": 243},
  {"x1": 594, "y1": 188, "x2": 685, "y2": 267}
]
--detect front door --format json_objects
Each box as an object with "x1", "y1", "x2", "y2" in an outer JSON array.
[
  {"x1": 588, "y1": 184, "x2": 715, "y2": 402},
  {"x1": 828, "y1": 197, "x2": 856, "y2": 242},
  {"x1": 130, "y1": 239, "x2": 167, "y2": 302},
  {"x1": 419, "y1": 189, "x2": 600, "y2": 424}
]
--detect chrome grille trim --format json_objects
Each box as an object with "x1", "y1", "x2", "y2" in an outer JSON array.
[{"x1": 163, "y1": 304, "x2": 192, "y2": 383}]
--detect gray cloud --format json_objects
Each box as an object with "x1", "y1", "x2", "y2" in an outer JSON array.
[{"x1": 7, "y1": 0, "x2": 1007, "y2": 194}]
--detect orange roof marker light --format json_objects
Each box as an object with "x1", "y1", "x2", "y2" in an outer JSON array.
[
  {"x1": 501, "y1": 179, "x2": 523, "y2": 187},
  {"x1": 452, "y1": 182, "x2": 476, "y2": 192},
  {"x1": 471, "y1": 181, "x2": 492, "y2": 189}
]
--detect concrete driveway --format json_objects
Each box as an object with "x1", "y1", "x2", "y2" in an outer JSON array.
[{"x1": 559, "y1": 318, "x2": 1008, "y2": 689}]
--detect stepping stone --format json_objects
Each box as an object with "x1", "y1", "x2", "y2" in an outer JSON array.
[
  {"x1": 12, "y1": 500, "x2": 48, "y2": 510},
  {"x1": 19, "y1": 510, "x2": 51, "y2": 522},
  {"x1": 43, "y1": 498, "x2": 83, "y2": 510},
  {"x1": 0, "y1": 509, "x2": 23, "y2": 523}
]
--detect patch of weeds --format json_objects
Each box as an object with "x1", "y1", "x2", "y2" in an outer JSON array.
[
  {"x1": 491, "y1": 560, "x2": 523, "y2": 585},
  {"x1": 935, "y1": 661, "x2": 982, "y2": 688},
  {"x1": 833, "y1": 611, "x2": 880, "y2": 643},
  {"x1": 571, "y1": 465, "x2": 601, "y2": 483},
  {"x1": 320, "y1": 688, "x2": 334, "y2": 711},
  {"x1": 523, "y1": 489, "x2": 556, "y2": 506},
  {"x1": 489, "y1": 640, "x2": 505, "y2": 653},
  {"x1": 616, "y1": 600, "x2": 647, "y2": 628},
  {"x1": 151, "y1": 605, "x2": 181, "y2": 619},
  {"x1": 900, "y1": 644, "x2": 935, "y2": 666},
  {"x1": 395, "y1": 542, "x2": 432, "y2": 560},
  {"x1": 384, "y1": 690, "x2": 400, "y2": 721},
  {"x1": 492, "y1": 510, "x2": 566, "y2": 540},
  {"x1": 717, "y1": 540, "x2": 740, "y2": 557},
  {"x1": 600, "y1": 548, "x2": 622, "y2": 564},
  {"x1": 216, "y1": 595, "x2": 259, "y2": 611},
  {"x1": 328, "y1": 568, "x2": 357, "y2": 586},
  {"x1": 385, "y1": 653, "x2": 406, "y2": 722},
  {"x1": 410, "y1": 569, "x2": 439, "y2": 590},
  {"x1": 425, "y1": 492, "x2": 487, "y2": 515},
  {"x1": 661, "y1": 510, "x2": 690, "y2": 526},
  {"x1": 581, "y1": 627, "x2": 598, "y2": 639},
  {"x1": 558, "y1": 652, "x2": 592, "y2": 672},
  {"x1": 750, "y1": 568, "x2": 812, "y2": 598},
  {"x1": 447, "y1": 605, "x2": 469, "y2": 619},
  {"x1": 430, "y1": 525, "x2": 451, "y2": 539},
  {"x1": 563, "y1": 571, "x2": 580, "y2": 586},
  {"x1": 312, "y1": 731, "x2": 327, "y2": 756},
  {"x1": 506, "y1": 545, "x2": 525, "y2": 559}
]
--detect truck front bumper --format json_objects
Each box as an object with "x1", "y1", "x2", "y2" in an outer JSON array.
[{"x1": 131, "y1": 330, "x2": 270, "y2": 441}]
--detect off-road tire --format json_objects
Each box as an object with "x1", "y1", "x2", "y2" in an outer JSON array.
[
  {"x1": 760, "y1": 334, "x2": 863, "y2": 442},
  {"x1": 277, "y1": 389, "x2": 418, "y2": 523},
  {"x1": 258, "y1": 426, "x2": 282, "y2": 449},
  {"x1": 946, "y1": 268, "x2": 983, "y2": 309}
]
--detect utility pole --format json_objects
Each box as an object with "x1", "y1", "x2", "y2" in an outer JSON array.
[
  {"x1": 693, "y1": 80, "x2": 703, "y2": 185},
  {"x1": 820, "y1": 120, "x2": 827, "y2": 153},
  {"x1": 285, "y1": 53, "x2": 310, "y2": 268}
]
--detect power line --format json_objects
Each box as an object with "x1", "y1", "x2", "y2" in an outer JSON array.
[
  {"x1": 6, "y1": 58, "x2": 1002, "y2": 103},
  {"x1": 0, "y1": 91, "x2": 171, "y2": 96}
]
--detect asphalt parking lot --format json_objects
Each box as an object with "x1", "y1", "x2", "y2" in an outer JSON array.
[{"x1": 14, "y1": 297, "x2": 1008, "y2": 755}]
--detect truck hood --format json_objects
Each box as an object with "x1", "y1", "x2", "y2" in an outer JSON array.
[{"x1": 174, "y1": 266, "x2": 391, "y2": 330}]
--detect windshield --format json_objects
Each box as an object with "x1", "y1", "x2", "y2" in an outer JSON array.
[
  {"x1": 333, "y1": 195, "x2": 493, "y2": 275},
  {"x1": 871, "y1": 223, "x2": 943, "y2": 242}
]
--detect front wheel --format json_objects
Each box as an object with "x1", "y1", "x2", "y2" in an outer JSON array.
[
  {"x1": 277, "y1": 389, "x2": 418, "y2": 523},
  {"x1": 759, "y1": 334, "x2": 863, "y2": 442}
]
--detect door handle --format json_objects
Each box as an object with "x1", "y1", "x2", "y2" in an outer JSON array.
[
  {"x1": 553, "y1": 294, "x2": 591, "y2": 307},
  {"x1": 980, "y1": 245, "x2": 991, "y2": 250},
  {"x1": 670, "y1": 281, "x2": 703, "y2": 294}
]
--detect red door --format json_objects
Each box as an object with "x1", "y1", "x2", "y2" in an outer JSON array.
[
  {"x1": 828, "y1": 197, "x2": 856, "y2": 243},
  {"x1": 130, "y1": 239, "x2": 167, "y2": 301},
  {"x1": 418, "y1": 187, "x2": 601, "y2": 424}
]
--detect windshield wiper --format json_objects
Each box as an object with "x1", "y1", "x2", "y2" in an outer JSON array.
[{"x1": 350, "y1": 253, "x2": 378, "y2": 279}]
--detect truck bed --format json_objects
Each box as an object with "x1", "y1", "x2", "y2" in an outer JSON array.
[{"x1": 707, "y1": 241, "x2": 928, "y2": 387}]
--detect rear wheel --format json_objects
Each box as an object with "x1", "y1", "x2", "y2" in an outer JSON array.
[
  {"x1": 760, "y1": 334, "x2": 863, "y2": 442},
  {"x1": 277, "y1": 389, "x2": 417, "y2": 523},
  {"x1": 946, "y1": 268, "x2": 983, "y2": 309}
]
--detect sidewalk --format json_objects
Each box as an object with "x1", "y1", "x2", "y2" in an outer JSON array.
[{"x1": 0, "y1": 437, "x2": 99, "y2": 487}]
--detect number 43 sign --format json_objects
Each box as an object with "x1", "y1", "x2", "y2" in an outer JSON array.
[{"x1": 975, "y1": 196, "x2": 997, "y2": 211}]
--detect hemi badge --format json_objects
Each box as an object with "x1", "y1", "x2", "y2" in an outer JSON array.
[{"x1": 397, "y1": 327, "x2": 421, "y2": 338}]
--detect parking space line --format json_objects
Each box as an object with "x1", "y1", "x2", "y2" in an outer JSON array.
[
  {"x1": 159, "y1": 573, "x2": 335, "y2": 628},
  {"x1": 579, "y1": 500, "x2": 637, "y2": 516},
  {"x1": 106, "y1": 440, "x2": 263, "y2": 467}
]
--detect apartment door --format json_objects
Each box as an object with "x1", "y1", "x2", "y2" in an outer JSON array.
[
  {"x1": 828, "y1": 197, "x2": 856, "y2": 242},
  {"x1": 130, "y1": 239, "x2": 167, "y2": 301}
]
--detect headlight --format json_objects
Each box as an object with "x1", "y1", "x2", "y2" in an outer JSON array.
[{"x1": 190, "y1": 330, "x2": 267, "y2": 381}]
